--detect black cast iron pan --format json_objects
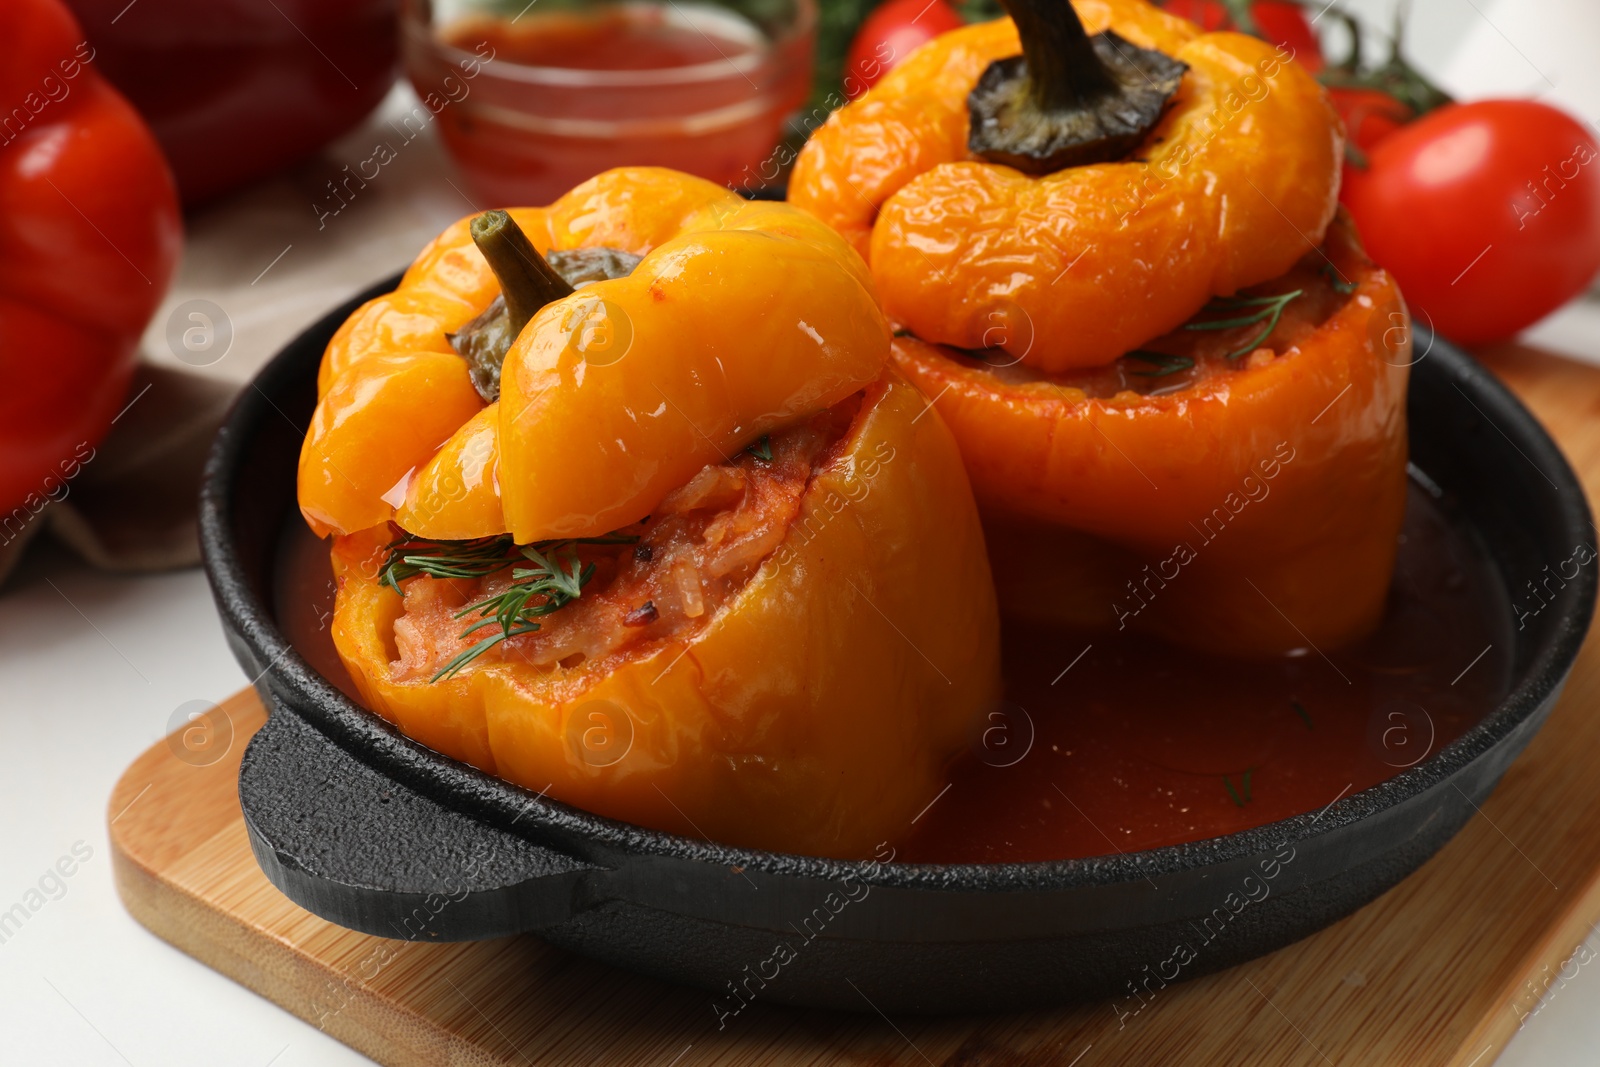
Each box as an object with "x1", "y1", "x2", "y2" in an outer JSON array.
[{"x1": 200, "y1": 274, "x2": 1596, "y2": 1015}]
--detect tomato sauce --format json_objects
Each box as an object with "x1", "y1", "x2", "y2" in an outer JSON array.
[
  {"x1": 902, "y1": 481, "x2": 1511, "y2": 863},
  {"x1": 277, "y1": 520, "x2": 364, "y2": 705},
  {"x1": 457, "y1": 8, "x2": 755, "y2": 71},
  {"x1": 276, "y1": 482, "x2": 1509, "y2": 864}
]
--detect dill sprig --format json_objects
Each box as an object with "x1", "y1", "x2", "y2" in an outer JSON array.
[
  {"x1": 380, "y1": 534, "x2": 520, "y2": 594},
  {"x1": 1291, "y1": 700, "x2": 1314, "y2": 730},
  {"x1": 1223, "y1": 769, "x2": 1254, "y2": 807},
  {"x1": 1184, "y1": 290, "x2": 1303, "y2": 361},
  {"x1": 1125, "y1": 351, "x2": 1196, "y2": 378},
  {"x1": 434, "y1": 545, "x2": 595, "y2": 682},
  {"x1": 377, "y1": 530, "x2": 637, "y2": 682},
  {"x1": 1320, "y1": 261, "x2": 1359, "y2": 295}
]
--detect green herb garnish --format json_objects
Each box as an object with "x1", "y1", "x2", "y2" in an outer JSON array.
[
  {"x1": 1223, "y1": 769, "x2": 1253, "y2": 807},
  {"x1": 380, "y1": 534, "x2": 520, "y2": 594},
  {"x1": 378, "y1": 530, "x2": 637, "y2": 682},
  {"x1": 1184, "y1": 289, "x2": 1303, "y2": 361},
  {"x1": 1321, "y1": 261, "x2": 1359, "y2": 294},
  {"x1": 1125, "y1": 351, "x2": 1196, "y2": 378},
  {"x1": 434, "y1": 545, "x2": 593, "y2": 682},
  {"x1": 745, "y1": 435, "x2": 773, "y2": 462},
  {"x1": 1291, "y1": 700, "x2": 1314, "y2": 730}
]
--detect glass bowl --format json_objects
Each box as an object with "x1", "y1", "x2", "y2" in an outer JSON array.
[{"x1": 401, "y1": 0, "x2": 815, "y2": 204}]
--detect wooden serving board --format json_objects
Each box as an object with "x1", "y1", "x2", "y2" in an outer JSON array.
[{"x1": 111, "y1": 343, "x2": 1600, "y2": 1067}]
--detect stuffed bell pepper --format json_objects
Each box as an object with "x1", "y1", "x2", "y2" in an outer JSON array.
[
  {"x1": 298, "y1": 168, "x2": 1001, "y2": 859},
  {"x1": 790, "y1": 0, "x2": 1409, "y2": 657}
]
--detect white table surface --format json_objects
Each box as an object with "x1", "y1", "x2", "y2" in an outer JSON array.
[{"x1": 5, "y1": 3, "x2": 1600, "y2": 1057}]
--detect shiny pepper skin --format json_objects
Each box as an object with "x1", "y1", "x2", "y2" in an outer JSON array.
[
  {"x1": 299, "y1": 167, "x2": 891, "y2": 544},
  {"x1": 789, "y1": 0, "x2": 1343, "y2": 373}
]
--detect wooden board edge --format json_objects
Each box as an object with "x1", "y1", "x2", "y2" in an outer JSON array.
[
  {"x1": 106, "y1": 717, "x2": 497, "y2": 1067},
  {"x1": 108, "y1": 686, "x2": 1600, "y2": 1067},
  {"x1": 1448, "y1": 860, "x2": 1600, "y2": 1065}
]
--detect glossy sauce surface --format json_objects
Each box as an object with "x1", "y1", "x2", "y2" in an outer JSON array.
[
  {"x1": 277, "y1": 483, "x2": 1510, "y2": 864},
  {"x1": 903, "y1": 483, "x2": 1511, "y2": 863},
  {"x1": 450, "y1": 7, "x2": 758, "y2": 70}
]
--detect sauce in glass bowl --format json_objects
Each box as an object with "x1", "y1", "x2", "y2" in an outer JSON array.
[{"x1": 402, "y1": 0, "x2": 814, "y2": 204}]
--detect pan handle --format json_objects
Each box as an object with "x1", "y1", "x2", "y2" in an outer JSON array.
[{"x1": 239, "y1": 707, "x2": 600, "y2": 941}]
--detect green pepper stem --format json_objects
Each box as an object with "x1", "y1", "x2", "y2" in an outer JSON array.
[
  {"x1": 469, "y1": 210, "x2": 574, "y2": 339},
  {"x1": 1001, "y1": 0, "x2": 1117, "y2": 111},
  {"x1": 967, "y1": 0, "x2": 1187, "y2": 174}
]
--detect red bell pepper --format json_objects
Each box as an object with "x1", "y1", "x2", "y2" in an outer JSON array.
[
  {"x1": 0, "y1": 0, "x2": 181, "y2": 522},
  {"x1": 65, "y1": 0, "x2": 399, "y2": 205}
]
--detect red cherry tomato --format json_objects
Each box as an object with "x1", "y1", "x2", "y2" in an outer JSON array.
[
  {"x1": 1160, "y1": 0, "x2": 1324, "y2": 72},
  {"x1": 844, "y1": 0, "x2": 966, "y2": 99},
  {"x1": 1344, "y1": 100, "x2": 1600, "y2": 345}
]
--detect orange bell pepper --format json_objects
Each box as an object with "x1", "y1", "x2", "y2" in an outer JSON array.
[
  {"x1": 299, "y1": 167, "x2": 888, "y2": 543},
  {"x1": 300, "y1": 168, "x2": 1002, "y2": 859},
  {"x1": 328, "y1": 372, "x2": 1000, "y2": 858},
  {"x1": 892, "y1": 214, "x2": 1409, "y2": 656},
  {"x1": 788, "y1": 0, "x2": 1342, "y2": 373}
]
